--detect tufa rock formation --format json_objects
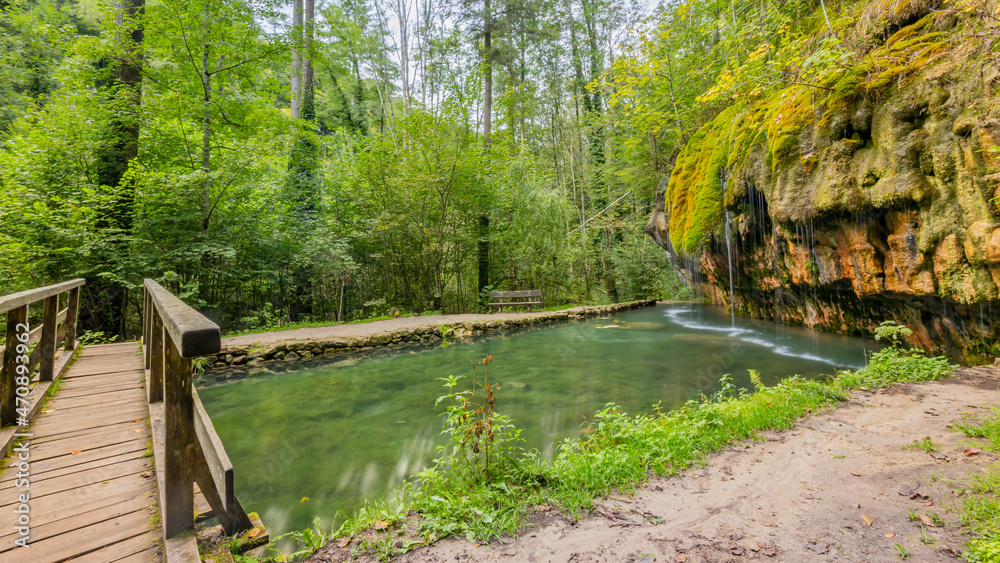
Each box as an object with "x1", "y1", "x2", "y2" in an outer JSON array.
[{"x1": 647, "y1": 0, "x2": 1000, "y2": 361}]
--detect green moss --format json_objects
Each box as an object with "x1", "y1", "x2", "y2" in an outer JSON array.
[
  {"x1": 663, "y1": 5, "x2": 962, "y2": 259},
  {"x1": 666, "y1": 112, "x2": 731, "y2": 257}
]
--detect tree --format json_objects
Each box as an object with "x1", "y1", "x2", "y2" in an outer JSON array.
[{"x1": 88, "y1": 0, "x2": 145, "y2": 337}]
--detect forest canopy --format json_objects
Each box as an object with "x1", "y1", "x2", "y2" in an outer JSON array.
[{"x1": 5, "y1": 0, "x2": 980, "y2": 338}]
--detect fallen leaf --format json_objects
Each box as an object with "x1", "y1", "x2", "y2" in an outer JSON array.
[
  {"x1": 861, "y1": 514, "x2": 873, "y2": 527},
  {"x1": 965, "y1": 448, "x2": 982, "y2": 456},
  {"x1": 132, "y1": 419, "x2": 143, "y2": 422},
  {"x1": 535, "y1": 504, "x2": 551, "y2": 512},
  {"x1": 133, "y1": 428, "x2": 143, "y2": 433},
  {"x1": 923, "y1": 501, "x2": 934, "y2": 506},
  {"x1": 758, "y1": 520, "x2": 774, "y2": 527},
  {"x1": 71, "y1": 449, "x2": 81, "y2": 455},
  {"x1": 920, "y1": 514, "x2": 937, "y2": 527},
  {"x1": 374, "y1": 520, "x2": 391, "y2": 530},
  {"x1": 851, "y1": 469, "x2": 861, "y2": 477},
  {"x1": 730, "y1": 546, "x2": 743, "y2": 556},
  {"x1": 674, "y1": 555, "x2": 687, "y2": 562},
  {"x1": 300, "y1": 497, "x2": 309, "y2": 503},
  {"x1": 337, "y1": 537, "x2": 351, "y2": 548},
  {"x1": 247, "y1": 527, "x2": 261, "y2": 538},
  {"x1": 886, "y1": 533, "x2": 895, "y2": 538},
  {"x1": 140, "y1": 471, "x2": 151, "y2": 478}
]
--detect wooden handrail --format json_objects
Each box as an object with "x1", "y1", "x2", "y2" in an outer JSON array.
[
  {"x1": 144, "y1": 279, "x2": 221, "y2": 357},
  {"x1": 141, "y1": 278, "x2": 261, "y2": 559},
  {"x1": 0, "y1": 280, "x2": 83, "y2": 431},
  {"x1": 0, "y1": 278, "x2": 85, "y2": 314}
]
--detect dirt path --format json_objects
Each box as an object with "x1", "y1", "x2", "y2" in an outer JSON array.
[
  {"x1": 316, "y1": 366, "x2": 1000, "y2": 563},
  {"x1": 222, "y1": 303, "x2": 662, "y2": 348}
]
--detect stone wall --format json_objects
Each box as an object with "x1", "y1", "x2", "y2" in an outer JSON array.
[{"x1": 201, "y1": 301, "x2": 657, "y2": 369}]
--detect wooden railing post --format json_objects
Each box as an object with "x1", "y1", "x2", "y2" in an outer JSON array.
[
  {"x1": 149, "y1": 314, "x2": 164, "y2": 403},
  {"x1": 64, "y1": 287, "x2": 79, "y2": 351},
  {"x1": 142, "y1": 277, "x2": 260, "y2": 552},
  {"x1": 163, "y1": 337, "x2": 195, "y2": 537},
  {"x1": 1, "y1": 305, "x2": 28, "y2": 426},
  {"x1": 38, "y1": 295, "x2": 58, "y2": 382},
  {"x1": 143, "y1": 290, "x2": 151, "y2": 369}
]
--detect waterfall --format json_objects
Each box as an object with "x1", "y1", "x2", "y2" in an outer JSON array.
[{"x1": 724, "y1": 210, "x2": 736, "y2": 326}]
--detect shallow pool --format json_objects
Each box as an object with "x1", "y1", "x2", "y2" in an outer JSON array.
[{"x1": 196, "y1": 304, "x2": 877, "y2": 536}]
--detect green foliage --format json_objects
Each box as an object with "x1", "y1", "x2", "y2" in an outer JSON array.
[
  {"x1": 331, "y1": 369, "x2": 848, "y2": 558},
  {"x1": 546, "y1": 375, "x2": 844, "y2": 515},
  {"x1": 433, "y1": 357, "x2": 525, "y2": 487},
  {"x1": 955, "y1": 407, "x2": 1000, "y2": 561},
  {"x1": 874, "y1": 320, "x2": 914, "y2": 345},
  {"x1": 902, "y1": 436, "x2": 937, "y2": 452},
  {"x1": 835, "y1": 323, "x2": 954, "y2": 389},
  {"x1": 835, "y1": 346, "x2": 954, "y2": 389}
]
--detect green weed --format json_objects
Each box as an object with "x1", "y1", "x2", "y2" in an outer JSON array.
[
  {"x1": 902, "y1": 437, "x2": 937, "y2": 452},
  {"x1": 835, "y1": 322, "x2": 954, "y2": 390},
  {"x1": 953, "y1": 407, "x2": 1000, "y2": 561}
]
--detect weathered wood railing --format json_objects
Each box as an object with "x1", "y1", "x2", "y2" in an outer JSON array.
[
  {"x1": 142, "y1": 278, "x2": 265, "y2": 560},
  {"x1": 0, "y1": 279, "x2": 83, "y2": 450}
]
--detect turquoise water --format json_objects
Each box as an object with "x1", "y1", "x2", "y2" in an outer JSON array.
[{"x1": 196, "y1": 304, "x2": 877, "y2": 536}]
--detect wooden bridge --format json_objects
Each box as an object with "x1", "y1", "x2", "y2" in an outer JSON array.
[{"x1": 0, "y1": 280, "x2": 266, "y2": 562}]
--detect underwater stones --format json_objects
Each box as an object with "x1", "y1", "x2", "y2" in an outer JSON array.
[{"x1": 285, "y1": 352, "x2": 299, "y2": 361}]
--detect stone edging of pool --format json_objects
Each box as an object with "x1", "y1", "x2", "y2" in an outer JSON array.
[{"x1": 202, "y1": 300, "x2": 658, "y2": 369}]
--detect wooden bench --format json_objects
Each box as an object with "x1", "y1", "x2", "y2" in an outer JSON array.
[{"x1": 489, "y1": 290, "x2": 542, "y2": 312}]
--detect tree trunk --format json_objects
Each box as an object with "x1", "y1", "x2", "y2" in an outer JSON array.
[
  {"x1": 477, "y1": 0, "x2": 492, "y2": 302},
  {"x1": 88, "y1": 0, "x2": 144, "y2": 338},
  {"x1": 483, "y1": 0, "x2": 492, "y2": 149},
  {"x1": 291, "y1": 0, "x2": 303, "y2": 118}
]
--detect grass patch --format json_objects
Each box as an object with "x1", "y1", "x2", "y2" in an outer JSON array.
[
  {"x1": 902, "y1": 437, "x2": 937, "y2": 452},
  {"x1": 953, "y1": 406, "x2": 1000, "y2": 561},
  {"x1": 242, "y1": 322, "x2": 956, "y2": 562}
]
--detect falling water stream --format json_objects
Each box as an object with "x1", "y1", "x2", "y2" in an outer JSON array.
[{"x1": 724, "y1": 210, "x2": 736, "y2": 326}]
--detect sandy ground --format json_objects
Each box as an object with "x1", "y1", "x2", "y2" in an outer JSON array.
[
  {"x1": 310, "y1": 365, "x2": 1000, "y2": 563},
  {"x1": 223, "y1": 304, "x2": 662, "y2": 347}
]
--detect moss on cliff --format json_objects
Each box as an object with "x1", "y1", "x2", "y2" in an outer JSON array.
[{"x1": 663, "y1": 1, "x2": 968, "y2": 259}]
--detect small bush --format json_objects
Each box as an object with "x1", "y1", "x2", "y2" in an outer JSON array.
[{"x1": 835, "y1": 321, "x2": 954, "y2": 389}]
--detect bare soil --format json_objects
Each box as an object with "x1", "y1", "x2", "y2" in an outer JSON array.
[
  {"x1": 312, "y1": 366, "x2": 1000, "y2": 563},
  {"x1": 223, "y1": 309, "x2": 593, "y2": 348}
]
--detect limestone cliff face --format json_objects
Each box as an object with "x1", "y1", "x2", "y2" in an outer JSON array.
[{"x1": 647, "y1": 4, "x2": 1000, "y2": 361}]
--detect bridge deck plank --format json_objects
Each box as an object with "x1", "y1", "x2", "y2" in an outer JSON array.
[{"x1": 0, "y1": 342, "x2": 162, "y2": 562}]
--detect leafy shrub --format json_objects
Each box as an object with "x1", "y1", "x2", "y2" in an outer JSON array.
[{"x1": 835, "y1": 321, "x2": 954, "y2": 389}]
